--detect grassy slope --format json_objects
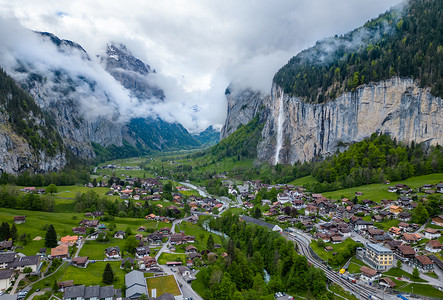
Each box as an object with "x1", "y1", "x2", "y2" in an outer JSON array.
[
  {"x1": 321, "y1": 173, "x2": 443, "y2": 202},
  {"x1": 177, "y1": 222, "x2": 223, "y2": 251},
  {"x1": 61, "y1": 261, "x2": 125, "y2": 287}
]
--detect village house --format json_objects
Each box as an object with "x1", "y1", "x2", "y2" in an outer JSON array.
[
  {"x1": 395, "y1": 244, "x2": 416, "y2": 262},
  {"x1": 398, "y1": 212, "x2": 412, "y2": 222},
  {"x1": 389, "y1": 205, "x2": 402, "y2": 215},
  {"x1": 79, "y1": 219, "x2": 99, "y2": 228},
  {"x1": 72, "y1": 256, "x2": 89, "y2": 268},
  {"x1": 402, "y1": 233, "x2": 421, "y2": 244},
  {"x1": 141, "y1": 256, "x2": 158, "y2": 270},
  {"x1": 13, "y1": 216, "x2": 26, "y2": 224},
  {"x1": 60, "y1": 235, "x2": 79, "y2": 246},
  {"x1": 379, "y1": 277, "x2": 397, "y2": 290},
  {"x1": 185, "y1": 245, "x2": 197, "y2": 254},
  {"x1": 389, "y1": 227, "x2": 402, "y2": 238},
  {"x1": 412, "y1": 255, "x2": 434, "y2": 272},
  {"x1": 0, "y1": 269, "x2": 14, "y2": 291},
  {"x1": 135, "y1": 246, "x2": 150, "y2": 259},
  {"x1": 64, "y1": 285, "x2": 121, "y2": 300},
  {"x1": 114, "y1": 231, "x2": 126, "y2": 239},
  {"x1": 8, "y1": 255, "x2": 40, "y2": 272},
  {"x1": 431, "y1": 215, "x2": 443, "y2": 227},
  {"x1": 105, "y1": 246, "x2": 121, "y2": 259},
  {"x1": 51, "y1": 244, "x2": 69, "y2": 259},
  {"x1": 424, "y1": 228, "x2": 441, "y2": 239},
  {"x1": 0, "y1": 240, "x2": 13, "y2": 251},
  {"x1": 72, "y1": 227, "x2": 87, "y2": 235},
  {"x1": 359, "y1": 266, "x2": 381, "y2": 282},
  {"x1": 425, "y1": 240, "x2": 442, "y2": 253},
  {"x1": 436, "y1": 183, "x2": 443, "y2": 193}
]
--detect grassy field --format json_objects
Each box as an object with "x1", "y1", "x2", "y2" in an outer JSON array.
[
  {"x1": 78, "y1": 239, "x2": 127, "y2": 260},
  {"x1": 310, "y1": 238, "x2": 363, "y2": 265},
  {"x1": 177, "y1": 222, "x2": 223, "y2": 251},
  {"x1": 322, "y1": 173, "x2": 443, "y2": 202},
  {"x1": 384, "y1": 268, "x2": 427, "y2": 282},
  {"x1": 397, "y1": 282, "x2": 443, "y2": 298},
  {"x1": 347, "y1": 257, "x2": 370, "y2": 274},
  {"x1": 61, "y1": 261, "x2": 126, "y2": 287},
  {"x1": 0, "y1": 207, "x2": 170, "y2": 256},
  {"x1": 26, "y1": 263, "x2": 69, "y2": 297},
  {"x1": 289, "y1": 175, "x2": 318, "y2": 186},
  {"x1": 221, "y1": 207, "x2": 244, "y2": 216},
  {"x1": 157, "y1": 253, "x2": 187, "y2": 265},
  {"x1": 146, "y1": 275, "x2": 181, "y2": 297}
]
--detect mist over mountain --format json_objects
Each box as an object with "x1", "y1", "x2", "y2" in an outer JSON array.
[{"x1": 0, "y1": 19, "x2": 209, "y2": 171}]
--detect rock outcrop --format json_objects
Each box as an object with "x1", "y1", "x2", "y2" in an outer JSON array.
[
  {"x1": 220, "y1": 85, "x2": 267, "y2": 140},
  {"x1": 257, "y1": 78, "x2": 443, "y2": 164}
]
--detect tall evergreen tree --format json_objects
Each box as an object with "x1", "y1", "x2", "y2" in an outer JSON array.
[
  {"x1": 44, "y1": 224, "x2": 57, "y2": 248},
  {"x1": 0, "y1": 222, "x2": 10, "y2": 241},
  {"x1": 207, "y1": 235, "x2": 215, "y2": 252},
  {"x1": 10, "y1": 223, "x2": 17, "y2": 241},
  {"x1": 102, "y1": 263, "x2": 114, "y2": 284}
]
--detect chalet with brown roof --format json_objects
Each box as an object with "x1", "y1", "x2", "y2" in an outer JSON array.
[
  {"x1": 389, "y1": 227, "x2": 402, "y2": 237},
  {"x1": 425, "y1": 240, "x2": 442, "y2": 253},
  {"x1": 432, "y1": 215, "x2": 443, "y2": 226},
  {"x1": 372, "y1": 215, "x2": 384, "y2": 223},
  {"x1": 398, "y1": 222, "x2": 410, "y2": 231},
  {"x1": 379, "y1": 277, "x2": 396, "y2": 289},
  {"x1": 79, "y1": 219, "x2": 99, "y2": 228},
  {"x1": 424, "y1": 228, "x2": 441, "y2": 239},
  {"x1": 13, "y1": 216, "x2": 26, "y2": 224},
  {"x1": 389, "y1": 205, "x2": 402, "y2": 215},
  {"x1": 398, "y1": 212, "x2": 412, "y2": 222},
  {"x1": 72, "y1": 227, "x2": 87, "y2": 235},
  {"x1": 72, "y1": 256, "x2": 88, "y2": 268},
  {"x1": 395, "y1": 244, "x2": 416, "y2": 262},
  {"x1": 412, "y1": 255, "x2": 434, "y2": 272},
  {"x1": 402, "y1": 233, "x2": 420, "y2": 244},
  {"x1": 51, "y1": 244, "x2": 69, "y2": 259},
  {"x1": 185, "y1": 245, "x2": 197, "y2": 253},
  {"x1": 60, "y1": 235, "x2": 79, "y2": 246},
  {"x1": 142, "y1": 256, "x2": 157, "y2": 269},
  {"x1": 359, "y1": 266, "x2": 380, "y2": 282}
]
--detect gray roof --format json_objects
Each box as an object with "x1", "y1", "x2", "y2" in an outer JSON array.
[
  {"x1": 64, "y1": 285, "x2": 85, "y2": 299},
  {"x1": 155, "y1": 293, "x2": 175, "y2": 300},
  {"x1": 126, "y1": 285, "x2": 148, "y2": 299},
  {"x1": 0, "y1": 253, "x2": 16, "y2": 264},
  {"x1": 84, "y1": 285, "x2": 100, "y2": 299},
  {"x1": 240, "y1": 215, "x2": 275, "y2": 230},
  {"x1": 0, "y1": 269, "x2": 14, "y2": 280},
  {"x1": 8, "y1": 255, "x2": 39, "y2": 268},
  {"x1": 125, "y1": 270, "x2": 148, "y2": 298},
  {"x1": 64, "y1": 285, "x2": 120, "y2": 299}
]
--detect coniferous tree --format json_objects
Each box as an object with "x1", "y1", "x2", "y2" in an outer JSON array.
[
  {"x1": 10, "y1": 223, "x2": 17, "y2": 241},
  {"x1": 207, "y1": 235, "x2": 215, "y2": 252},
  {"x1": 0, "y1": 222, "x2": 10, "y2": 241},
  {"x1": 45, "y1": 224, "x2": 57, "y2": 248},
  {"x1": 102, "y1": 263, "x2": 114, "y2": 284}
]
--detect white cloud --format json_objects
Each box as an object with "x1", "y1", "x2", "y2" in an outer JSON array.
[{"x1": 0, "y1": 0, "x2": 403, "y2": 132}]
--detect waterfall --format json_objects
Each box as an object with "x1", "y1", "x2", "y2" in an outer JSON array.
[{"x1": 274, "y1": 92, "x2": 285, "y2": 165}]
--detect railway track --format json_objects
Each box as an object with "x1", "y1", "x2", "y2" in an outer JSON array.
[{"x1": 285, "y1": 232, "x2": 384, "y2": 300}]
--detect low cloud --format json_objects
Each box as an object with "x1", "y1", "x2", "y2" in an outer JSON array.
[{"x1": 0, "y1": 0, "x2": 403, "y2": 132}]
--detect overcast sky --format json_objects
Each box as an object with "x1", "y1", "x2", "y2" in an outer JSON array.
[{"x1": 0, "y1": 0, "x2": 402, "y2": 132}]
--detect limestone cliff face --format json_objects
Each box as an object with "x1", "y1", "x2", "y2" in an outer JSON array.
[
  {"x1": 220, "y1": 85, "x2": 267, "y2": 139},
  {"x1": 257, "y1": 78, "x2": 443, "y2": 164},
  {"x1": 0, "y1": 116, "x2": 66, "y2": 174}
]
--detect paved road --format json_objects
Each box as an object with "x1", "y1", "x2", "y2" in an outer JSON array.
[{"x1": 285, "y1": 230, "x2": 392, "y2": 300}]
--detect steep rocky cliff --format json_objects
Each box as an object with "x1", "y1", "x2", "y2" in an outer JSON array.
[
  {"x1": 220, "y1": 84, "x2": 267, "y2": 139},
  {"x1": 257, "y1": 78, "x2": 443, "y2": 165}
]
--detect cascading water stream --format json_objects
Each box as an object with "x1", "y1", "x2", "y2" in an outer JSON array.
[{"x1": 274, "y1": 92, "x2": 285, "y2": 165}]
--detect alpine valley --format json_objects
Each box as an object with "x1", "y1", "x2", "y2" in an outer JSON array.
[{"x1": 0, "y1": 32, "x2": 218, "y2": 174}]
